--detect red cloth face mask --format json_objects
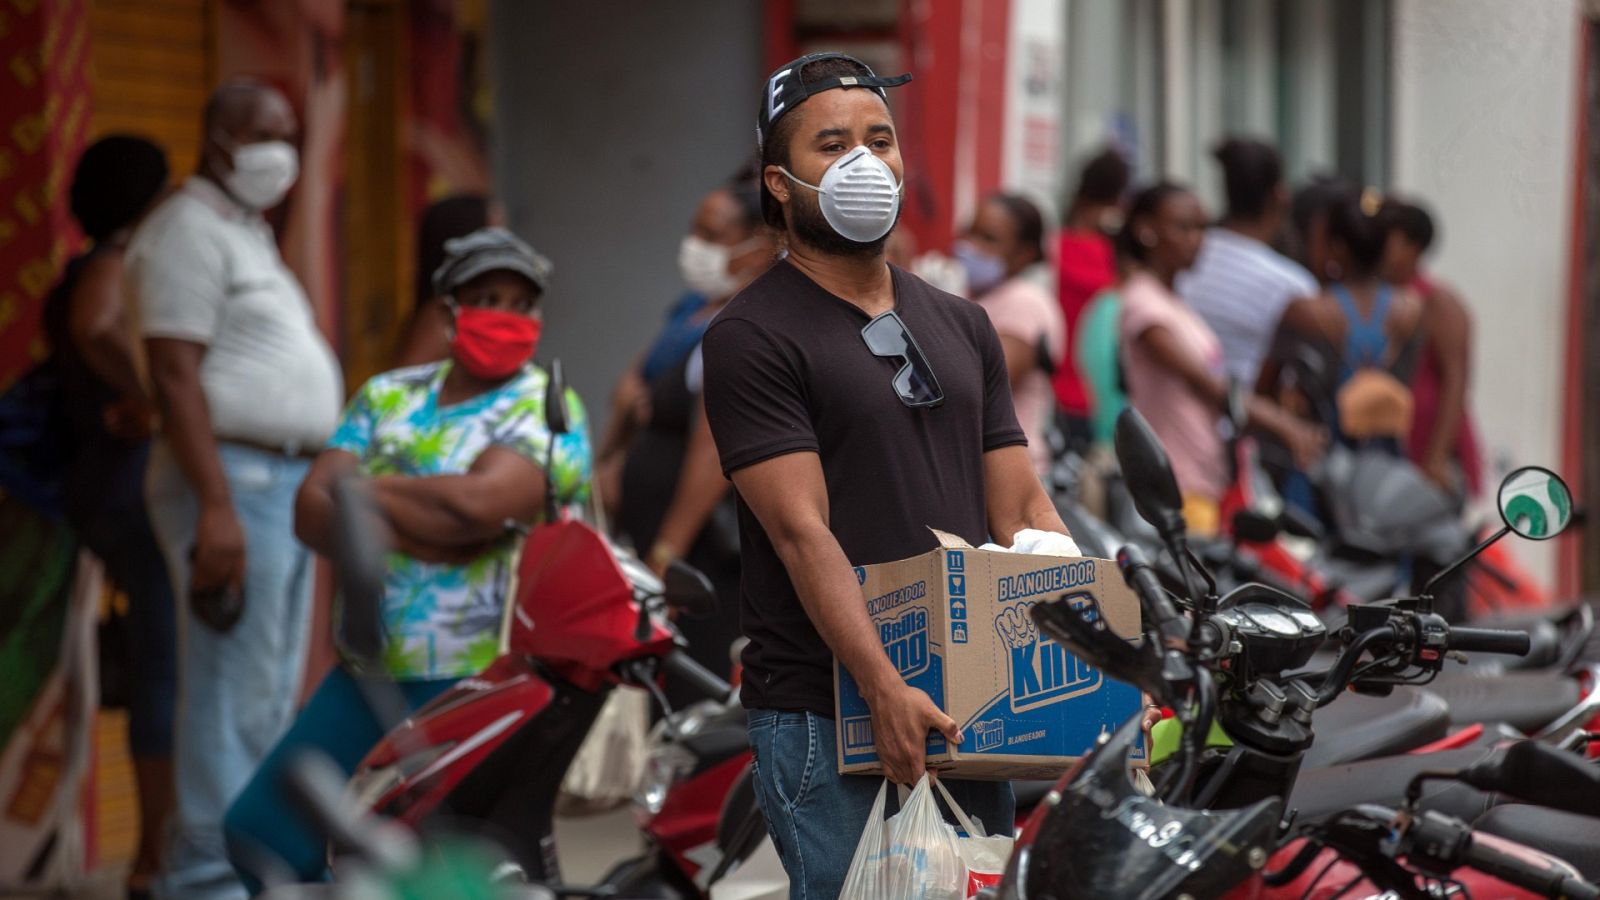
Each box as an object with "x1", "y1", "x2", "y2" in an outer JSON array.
[{"x1": 450, "y1": 306, "x2": 541, "y2": 379}]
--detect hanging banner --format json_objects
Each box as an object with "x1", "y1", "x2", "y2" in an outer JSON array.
[{"x1": 0, "y1": 0, "x2": 92, "y2": 390}]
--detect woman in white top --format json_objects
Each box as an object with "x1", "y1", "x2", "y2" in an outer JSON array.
[{"x1": 955, "y1": 192, "x2": 1066, "y2": 478}]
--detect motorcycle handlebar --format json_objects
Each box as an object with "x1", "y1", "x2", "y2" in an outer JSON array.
[
  {"x1": 1116, "y1": 545, "x2": 1189, "y2": 644},
  {"x1": 1458, "y1": 831, "x2": 1599, "y2": 900},
  {"x1": 664, "y1": 649, "x2": 734, "y2": 704},
  {"x1": 1447, "y1": 626, "x2": 1532, "y2": 657}
]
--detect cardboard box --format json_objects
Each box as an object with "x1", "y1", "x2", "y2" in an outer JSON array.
[{"x1": 835, "y1": 530, "x2": 1143, "y2": 780}]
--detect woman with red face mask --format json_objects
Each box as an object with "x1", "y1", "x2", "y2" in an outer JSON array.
[{"x1": 222, "y1": 228, "x2": 594, "y2": 888}]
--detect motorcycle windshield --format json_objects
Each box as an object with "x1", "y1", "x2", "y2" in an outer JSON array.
[{"x1": 1014, "y1": 718, "x2": 1280, "y2": 900}]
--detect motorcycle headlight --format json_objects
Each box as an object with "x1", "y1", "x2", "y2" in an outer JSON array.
[{"x1": 633, "y1": 743, "x2": 696, "y2": 818}]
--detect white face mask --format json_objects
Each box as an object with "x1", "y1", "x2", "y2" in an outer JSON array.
[
  {"x1": 222, "y1": 140, "x2": 299, "y2": 210},
  {"x1": 678, "y1": 235, "x2": 765, "y2": 299},
  {"x1": 781, "y1": 146, "x2": 902, "y2": 243}
]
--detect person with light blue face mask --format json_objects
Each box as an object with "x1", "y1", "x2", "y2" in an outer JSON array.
[{"x1": 955, "y1": 193, "x2": 1066, "y2": 477}]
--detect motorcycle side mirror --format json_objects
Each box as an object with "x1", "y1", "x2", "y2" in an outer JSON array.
[
  {"x1": 541, "y1": 359, "x2": 570, "y2": 523},
  {"x1": 663, "y1": 560, "x2": 717, "y2": 617},
  {"x1": 1231, "y1": 509, "x2": 1280, "y2": 544},
  {"x1": 1456, "y1": 740, "x2": 1600, "y2": 818},
  {"x1": 1497, "y1": 466, "x2": 1574, "y2": 541},
  {"x1": 1113, "y1": 408, "x2": 1186, "y2": 540},
  {"x1": 543, "y1": 358, "x2": 570, "y2": 436},
  {"x1": 331, "y1": 476, "x2": 387, "y2": 666}
]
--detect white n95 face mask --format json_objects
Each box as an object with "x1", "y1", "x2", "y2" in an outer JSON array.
[
  {"x1": 224, "y1": 140, "x2": 299, "y2": 210},
  {"x1": 781, "y1": 146, "x2": 902, "y2": 243}
]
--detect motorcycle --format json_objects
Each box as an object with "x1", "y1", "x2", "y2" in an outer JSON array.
[
  {"x1": 989, "y1": 407, "x2": 1597, "y2": 899},
  {"x1": 1058, "y1": 431, "x2": 1600, "y2": 751},
  {"x1": 344, "y1": 364, "x2": 735, "y2": 894}
]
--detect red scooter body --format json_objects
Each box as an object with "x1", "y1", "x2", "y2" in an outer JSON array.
[
  {"x1": 510, "y1": 517, "x2": 677, "y2": 688},
  {"x1": 641, "y1": 753, "x2": 750, "y2": 886},
  {"x1": 350, "y1": 518, "x2": 680, "y2": 880},
  {"x1": 1236, "y1": 837, "x2": 1579, "y2": 900},
  {"x1": 1005, "y1": 747, "x2": 1582, "y2": 900},
  {"x1": 351, "y1": 654, "x2": 555, "y2": 821},
  {"x1": 1218, "y1": 437, "x2": 1355, "y2": 610}
]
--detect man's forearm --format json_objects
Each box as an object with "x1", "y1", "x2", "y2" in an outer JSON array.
[
  {"x1": 1022, "y1": 496, "x2": 1069, "y2": 537},
  {"x1": 152, "y1": 371, "x2": 230, "y2": 507},
  {"x1": 777, "y1": 528, "x2": 902, "y2": 700},
  {"x1": 985, "y1": 446, "x2": 1070, "y2": 547}
]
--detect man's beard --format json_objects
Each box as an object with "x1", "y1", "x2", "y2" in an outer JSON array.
[{"x1": 787, "y1": 186, "x2": 897, "y2": 259}]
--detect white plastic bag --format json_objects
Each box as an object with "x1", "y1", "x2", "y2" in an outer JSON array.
[
  {"x1": 556, "y1": 685, "x2": 649, "y2": 815},
  {"x1": 930, "y1": 779, "x2": 1014, "y2": 896},
  {"x1": 839, "y1": 776, "x2": 967, "y2": 900}
]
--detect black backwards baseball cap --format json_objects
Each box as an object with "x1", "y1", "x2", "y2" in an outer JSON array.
[{"x1": 756, "y1": 52, "x2": 912, "y2": 153}]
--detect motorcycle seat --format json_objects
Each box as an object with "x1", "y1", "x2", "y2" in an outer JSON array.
[
  {"x1": 1302, "y1": 687, "x2": 1450, "y2": 768},
  {"x1": 1425, "y1": 671, "x2": 1582, "y2": 734},
  {"x1": 1289, "y1": 746, "x2": 1500, "y2": 826},
  {"x1": 1474, "y1": 804, "x2": 1600, "y2": 880}
]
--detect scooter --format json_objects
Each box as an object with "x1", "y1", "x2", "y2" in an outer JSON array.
[
  {"x1": 988, "y1": 408, "x2": 1596, "y2": 899},
  {"x1": 345, "y1": 516, "x2": 734, "y2": 889},
  {"x1": 256, "y1": 478, "x2": 558, "y2": 900},
  {"x1": 345, "y1": 366, "x2": 735, "y2": 893}
]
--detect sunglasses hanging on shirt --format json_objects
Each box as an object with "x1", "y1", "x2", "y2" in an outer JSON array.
[{"x1": 860, "y1": 310, "x2": 945, "y2": 408}]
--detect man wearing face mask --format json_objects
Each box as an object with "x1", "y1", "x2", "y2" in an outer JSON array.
[
  {"x1": 701, "y1": 53, "x2": 1078, "y2": 897},
  {"x1": 600, "y1": 177, "x2": 774, "y2": 707},
  {"x1": 129, "y1": 79, "x2": 342, "y2": 900},
  {"x1": 224, "y1": 227, "x2": 591, "y2": 889}
]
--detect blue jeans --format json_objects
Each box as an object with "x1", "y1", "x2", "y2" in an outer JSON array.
[
  {"x1": 746, "y1": 709, "x2": 1015, "y2": 900},
  {"x1": 224, "y1": 666, "x2": 455, "y2": 890},
  {"x1": 145, "y1": 440, "x2": 315, "y2": 900}
]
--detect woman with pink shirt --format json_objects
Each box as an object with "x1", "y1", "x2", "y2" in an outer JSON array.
[
  {"x1": 1116, "y1": 182, "x2": 1324, "y2": 533},
  {"x1": 955, "y1": 192, "x2": 1066, "y2": 479}
]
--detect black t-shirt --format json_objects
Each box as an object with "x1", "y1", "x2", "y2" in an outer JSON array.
[{"x1": 701, "y1": 259, "x2": 1026, "y2": 716}]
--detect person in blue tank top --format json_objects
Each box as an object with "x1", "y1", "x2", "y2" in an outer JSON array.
[{"x1": 1258, "y1": 185, "x2": 1427, "y2": 449}]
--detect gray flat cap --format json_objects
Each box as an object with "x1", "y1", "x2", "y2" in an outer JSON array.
[{"x1": 432, "y1": 227, "x2": 553, "y2": 296}]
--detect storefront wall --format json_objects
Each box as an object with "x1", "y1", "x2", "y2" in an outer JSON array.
[{"x1": 1391, "y1": 0, "x2": 1582, "y2": 587}]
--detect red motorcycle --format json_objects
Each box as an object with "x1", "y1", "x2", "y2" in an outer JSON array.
[{"x1": 345, "y1": 515, "x2": 734, "y2": 890}]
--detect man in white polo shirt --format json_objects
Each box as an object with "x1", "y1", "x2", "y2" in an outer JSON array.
[{"x1": 129, "y1": 79, "x2": 341, "y2": 900}]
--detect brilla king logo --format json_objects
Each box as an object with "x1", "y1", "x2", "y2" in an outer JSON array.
[
  {"x1": 881, "y1": 607, "x2": 931, "y2": 678},
  {"x1": 995, "y1": 593, "x2": 1102, "y2": 712}
]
